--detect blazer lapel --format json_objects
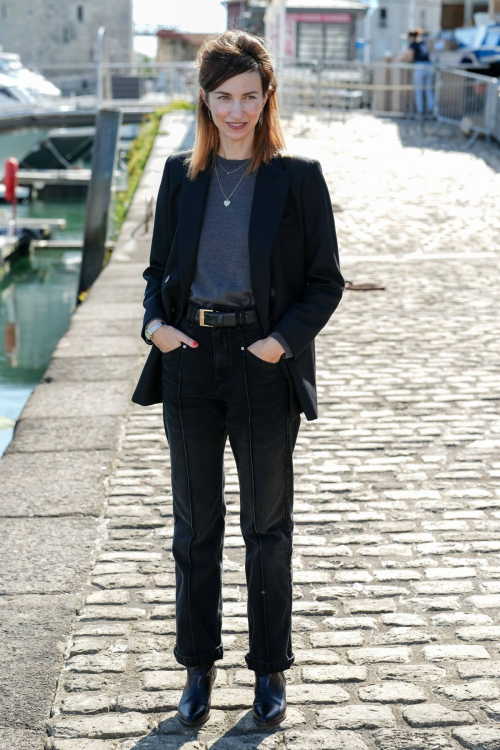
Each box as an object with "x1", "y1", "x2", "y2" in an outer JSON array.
[
  {"x1": 177, "y1": 152, "x2": 290, "y2": 330},
  {"x1": 177, "y1": 159, "x2": 211, "y2": 316}
]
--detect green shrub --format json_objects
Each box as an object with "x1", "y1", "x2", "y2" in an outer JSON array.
[{"x1": 107, "y1": 100, "x2": 194, "y2": 261}]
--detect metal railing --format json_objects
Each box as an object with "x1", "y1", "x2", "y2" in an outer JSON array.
[
  {"x1": 493, "y1": 84, "x2": 500, "y2": 144},
  {"x1": 6, "y1": 60, "x2": 435, "y2": 116},
  {"x1": 278, "y1": 60, "x2": 426, "y2": 117},
  {"x1": 432, "y1": 67, "x2": 499, "y2": 147},
  {"x1": 28, "y1": 59, "x2": 448, "y2": 118},
  {"x1": 2, "y1": 59, "x2": 499, "y2": 147},
  {"x1": 35, "y1": 61, "x2": 201, "y2": 106}
]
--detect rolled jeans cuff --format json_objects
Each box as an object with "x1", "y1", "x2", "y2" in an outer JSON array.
[
  {"x1": 245, "y1": 652, "x2": 295, "y2": 672},
  {"x1": 174, "y1": 644, "x2": 224, "y2": 667}
]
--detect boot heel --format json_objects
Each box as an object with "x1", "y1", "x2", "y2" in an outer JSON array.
[
  {"x1": 252, "y1": 707, "x2": 287, "y2": 728},
  {"x1": 178, "y1": 711, "x2": 211, "y2": 727}
]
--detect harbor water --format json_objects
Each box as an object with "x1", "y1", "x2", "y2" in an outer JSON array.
[{"x1": 0, "y1": 126, "x2": 132, "y2": 456}]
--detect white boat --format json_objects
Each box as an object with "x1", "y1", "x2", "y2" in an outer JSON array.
[
  {"x1": 0, "y1": 53, "x2": 57, "y2": 178},
  {"x1": 430, "y1": 22, "x2": 500, "y2": 71},
  {"x1": 0, "y1": 72, "x2": 33, "y2": 106},
  {"x1": 0, "y1": 52, "x2": 61, "y2": 103}
]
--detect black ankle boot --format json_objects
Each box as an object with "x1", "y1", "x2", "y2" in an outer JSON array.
[
  {"x1": 252, "y1": 670, "x2": 287, "y2": 727},
  {"x1": 177, "y1": 662, "x2": 217, "y2": 726}
]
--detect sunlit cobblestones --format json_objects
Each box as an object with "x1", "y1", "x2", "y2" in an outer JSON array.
[{"x1": 46, "y1": 114, "x2": 500, "y2": 749}]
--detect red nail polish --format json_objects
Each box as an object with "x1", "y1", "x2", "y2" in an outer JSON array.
[{"x1": 193, "y1": 342, "x2": 199, "y2": 347}]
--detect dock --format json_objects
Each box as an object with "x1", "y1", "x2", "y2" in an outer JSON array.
[
  {"x1": 0, "y1": 218, "x2": 68, "y2": 262},
  {"x1": 30, "y1": 239, "x2": 83, "y2": 250},
  {"x1": 16, "y1": 169, "x2": 119, "y2": 187},
  {"x1": 0, "y1": 104, "x2": 154, "y2": 133},
  {"x1": 0, "y1": 185, "x2": 30, "y2": 200},
  {"x1": 0, "y1": 235, "x2": 18, "y2": 263},
  {"x1": 0, "y1": 218, "x2": 67, "y2": 231}
]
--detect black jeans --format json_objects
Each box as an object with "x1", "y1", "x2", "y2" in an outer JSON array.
[{"x1": 161, "y1": 300, "x2": 301, "y2": 673}]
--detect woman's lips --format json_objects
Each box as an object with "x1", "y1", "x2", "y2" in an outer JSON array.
[{"x1": 226, "y1": 122, "x2": 247, "y2": 130}]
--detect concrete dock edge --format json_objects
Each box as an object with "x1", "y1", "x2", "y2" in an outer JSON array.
[{"x1": 0, "y1": 111, "x2": 195, "y2": 750}]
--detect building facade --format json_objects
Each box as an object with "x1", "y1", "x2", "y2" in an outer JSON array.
[
  {"x1": 222, "y1": 0, "x2": 268, "y2": 35},
  {"x1": 0, "y1": 0, "x2": 133, "y2": 71},
  {"x1": 265, "y1": 0, "x2": 369, "y2": 62},
  {"x1": 224, "y1": 0, "x2": 251, "y2": 29},
  {"x1": 440, "y1": 0, "x2": 488, "y2": 28}
]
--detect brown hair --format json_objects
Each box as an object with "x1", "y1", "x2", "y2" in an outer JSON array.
[{"x1": 184, "y1": 29, "x2": 290, "y2": 181}]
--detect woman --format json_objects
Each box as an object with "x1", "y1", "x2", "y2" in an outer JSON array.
[{"x1": 132, "y1": 30, "x2": 344, "y2": 728}]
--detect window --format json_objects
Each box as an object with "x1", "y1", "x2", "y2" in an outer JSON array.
[
  {"x1": 297, "y1": 22, "x2": 350, "y2": 62},
  {"x1": 63, "y1": 27, "x2": 69, "y2": 43},
  {"x1": 77, "y1": 5, "x2": 83, "y2": 21},
  {"x1": 379, "y1": 8, "x2": 387, "y2": 28},
  {"x1": 419, "y1": 9, "x2": 427, "y2": 25},
  {"x1": 1, "y1": 4, "x2": 6, "y2": 18}
]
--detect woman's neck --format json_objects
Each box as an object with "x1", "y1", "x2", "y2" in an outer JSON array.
[{"x1": 217, "y1": 136, "x2": 253, "y2": 161}]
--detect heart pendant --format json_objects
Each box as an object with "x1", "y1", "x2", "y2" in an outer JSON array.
[{"x1": 224, "y1": 199, "x2": 230, "y2": 207}]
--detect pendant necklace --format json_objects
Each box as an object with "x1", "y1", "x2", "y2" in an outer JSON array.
[{"x1": 215, "y1": 159, "x2": 250, "y2": 207}]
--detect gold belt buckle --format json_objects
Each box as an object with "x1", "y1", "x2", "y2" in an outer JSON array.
[{"x1": 199, "y1": 308, "x2": 214, "y2": 327}]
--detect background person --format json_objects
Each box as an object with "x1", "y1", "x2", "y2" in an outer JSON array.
[{"x1": 401, "y1": 29, "x2": 435, "y2": 115}]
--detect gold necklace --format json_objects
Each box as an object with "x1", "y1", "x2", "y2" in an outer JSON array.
[{"x1": 215, "y1": 161, "x2": 249, "y2": 207}]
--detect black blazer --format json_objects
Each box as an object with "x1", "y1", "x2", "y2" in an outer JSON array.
[{"x1": 131, "y1": 148, "x2": 344, "y2": 421}]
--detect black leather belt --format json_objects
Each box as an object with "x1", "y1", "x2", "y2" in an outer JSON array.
[{"x1": 191, "y1": 305, "x2": 259, "y2": 327}]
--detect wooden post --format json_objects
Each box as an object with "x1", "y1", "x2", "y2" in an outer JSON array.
[{"x1": 79, "y1": 108, "x2": 122, "y2": 297}]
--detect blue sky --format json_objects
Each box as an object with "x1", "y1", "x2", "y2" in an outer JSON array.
[{"x1": 133, "y1": 0, "x2": 227, "y2": 56}]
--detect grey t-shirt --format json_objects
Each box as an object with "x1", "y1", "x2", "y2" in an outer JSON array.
[{"x1": 189, "y1": 154, "x2": 257, "y2": 308}]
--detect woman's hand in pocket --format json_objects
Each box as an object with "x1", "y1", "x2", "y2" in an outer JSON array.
[
  {"x1": 152, "y1": 324, "x2": 199, "y2": 353},
  {"x1": 247, "y1": 336, "x2": 284, "y2": 363}
]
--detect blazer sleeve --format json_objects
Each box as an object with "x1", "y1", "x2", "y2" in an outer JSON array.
[
  {"x1": 140, "y1": 156, "x2": 171, "y2": 345},
  {"x1": 269, "y1": 331, "x2": 294, "y2": 359},
  {"x1": 270, "y1": 158, "x2": 344, "y2": 359}
]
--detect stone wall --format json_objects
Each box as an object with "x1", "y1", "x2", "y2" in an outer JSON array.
[{"x1": 0, "y1": 0, "x2": 133, "y2": 74}]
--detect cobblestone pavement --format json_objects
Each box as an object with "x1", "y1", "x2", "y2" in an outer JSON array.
[
  {"x1": 46, "y1": 114, "x2": 500, "y2": 749},
  {"x1": 287, "y1": 112, "x2": 500, "y2": 258}
]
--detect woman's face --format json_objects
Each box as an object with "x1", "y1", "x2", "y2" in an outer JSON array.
[{"x1": 201, "y1": 70, "x2": 267, "y2": 143}]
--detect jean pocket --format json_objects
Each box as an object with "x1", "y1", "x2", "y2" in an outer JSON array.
[
  {"x1": 245, "y1": 347, "x2": 281, "y2": 367},
  {"x1": 161, "y1": 343, "x2": 182, "y2": 357}
]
